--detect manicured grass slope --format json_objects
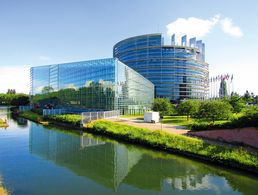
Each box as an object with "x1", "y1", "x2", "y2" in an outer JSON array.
[
  {"x1": 18, "y1": 111, "x2": 258, "y2": 172},
  {"x1": 19, "y1": 111, "x2": 44, "y2": 122},
  {"x1": 89, "y1": 120, "x2": 258, "y2": 170},
  {"x1": 47, "y1": 114, "x2": 81, "y2": 126}
]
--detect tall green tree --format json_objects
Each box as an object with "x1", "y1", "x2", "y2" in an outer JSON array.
[
  {"x1": 195, "y1": 100, "x2": 232, "y2": 122},
  {"x1": 227, "y1": 93, "x2": 245, "y2": 113},
  {"x1": 152, "y1": 98, "x2": 174, "y2": 116},
  {"x1": 41, "y1": 86, "x2": 54, "y2": 94},
  {"x1": 7, "y1": 89, "x2": 16, "y2": 94},
  {"x1": 219, "y1": 80, "x2": 227, "y2": 98},
  {"x1": 10, "y1": 95, "x2": 30, "y2": 106},
  {"x1": 0, "y1": 93, "x2": 29, "y2": 106},
  {"x1": 177, "y1": 100, "x2": 200, "y2": 120},
  {"x1": 254, "y1": 96, "x2": 258, "y2": 104},
  {"x1": 242, "y1": 90, "x2": 253, "y2": 103}
]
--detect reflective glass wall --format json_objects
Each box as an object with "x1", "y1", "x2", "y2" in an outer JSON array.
[
  {"x1": 30, "y1": 58, "x2": 154, "y2": 114},
  {"x1": 113, "y1": 34, "x2": 209, "y2": 101},
  {"x1": 30, "y1": 66, "x2": 50, "y2": 95}
]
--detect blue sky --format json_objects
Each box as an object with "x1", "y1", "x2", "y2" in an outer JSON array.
[{"x1": 0, "y1": 0, "x2": 257, "y2": 95}]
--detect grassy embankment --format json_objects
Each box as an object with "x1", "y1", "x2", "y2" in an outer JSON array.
[
  {"x1": 86, "y1": 120, "x2": 258, "y2": 172},
  {"x1": 19, "y1": 111, "x2": 81, "y2": 126},
  {"x1": 19, "y1": 111, "x2": 258, "y2": 173}
]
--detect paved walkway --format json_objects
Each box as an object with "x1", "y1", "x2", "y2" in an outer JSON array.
[
  {"x1": 188, "y1": 127, "x2": 258, "y2": 149},
  {"x1": 109, "y1": 117, "x2": 189, "y2": 135}
]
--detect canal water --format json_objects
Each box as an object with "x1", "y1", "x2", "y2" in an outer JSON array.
[{"x1": 0, "y1": 107, "x2": 258, "y2": 195}]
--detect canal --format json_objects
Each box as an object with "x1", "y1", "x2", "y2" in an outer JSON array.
[{"x1": 0, "y1": 107, "x2": 258, "y2": 195}]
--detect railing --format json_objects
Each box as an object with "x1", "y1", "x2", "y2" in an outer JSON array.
[
  {"x1": 19, "y1": 105, "x2": 33, "y2": 112},
  {"x1": 43, "y1": 109, "x2": 66, "y2": 116},
  {"x1": 81, "y1": 110, "x2": 120, "y2": 125}
]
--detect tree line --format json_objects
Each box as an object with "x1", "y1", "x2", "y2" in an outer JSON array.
[
  {"x1": 152, "y1": 91, "x2": 258, "y2": 122},
  {"x1": 0, "y1": 93, "x2": 29, "y2": 106}
]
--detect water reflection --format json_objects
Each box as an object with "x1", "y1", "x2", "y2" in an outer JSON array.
[
  {"x1": 0, "y1": 106, "x2": 28, "y2": 128},
  {"x1": 0, "y1": 175, "x2": 8, "y2": 195},
  {"x1": 29, "y1": 123, "x2": 258, "y2": 194},
  {"x1": 29, "y1": 123, "x2": 142, "y2": 190}
]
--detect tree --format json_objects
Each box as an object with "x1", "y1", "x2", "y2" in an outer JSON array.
[
  {"x1": 219, "y1": 80, "x2": 227, "y2": 98},
  {"x1": 7, "y1": 89, "x2": 16, "y2": 94},
  {"x1": 0, "y1": 93, "x2": 29, "y2": 106},
  {"x1": 10, "y1": 95, "x2": 30, "y2": 106},
  {"x1": 41, "y1": 86, "x2": 54, "y2": 94},
  {"x1": 195, "y1": 100, "x2": 232, "y2": 122},
  {"x1": 177, "y1": 100, "x2": 200, "y2": 120},
  {"x1": 254, "y1": 96, "x2": 258, "y2": 104},
  {"x1": 152, "y1": 98, "x2": 174, "y2": 116},
  {"x1": 227, "y1": 93, "x2": 245, "y2": 113},
  {"x1": 242, "y1": 90, "x2": 253, "y2": 103}
]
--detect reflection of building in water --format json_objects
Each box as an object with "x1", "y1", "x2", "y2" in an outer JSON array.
[
  {"x1": 0, "y1": 107, "x2": 8, "y2": 118},
  {"x1": 0, "y1": 175, "x2": 8, "y2": 195},
  {"x1": 80, "y1": 136, "x2": 105, "y2": 148},
  {"x1": 29, "y1": 123, "x2": 254, "y2": 193},
  {"x1": 29, "y1": 123, "x2": 142, "y2": 190},
  {"x1": 123, "y1": 155, "x2": 207, "y2": 191}
]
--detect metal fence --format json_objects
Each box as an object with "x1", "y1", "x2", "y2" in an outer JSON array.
[
  {"x1": 81, "y1": 110, "x2": 120, "y2": 125},
  {"x1": 19, "y1": 105, "x2": 33, "y2": 112},
  {"x1": 43, "y1": 109, "x2": 66, "y2": 116}
]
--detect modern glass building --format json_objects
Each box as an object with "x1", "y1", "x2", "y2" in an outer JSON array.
[
  {"x1": 113, "y1": 33, "x2": 209, "y2": 101},
  {"x1": 30, "y1": 58, "x2": 154, "y2": 114}
]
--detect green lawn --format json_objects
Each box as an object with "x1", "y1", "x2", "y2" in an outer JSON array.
[
  {"x1": 120, "y1": 114, "x2": 229, "y2": 127},
  {"x1": 19, "y1": 111, "x2": 44, "y2": 122},
  {"x1": 120, "y1": 114, "x2": 144, "y2": 120},
  {"x1": 161, "y1": 116, "x2": 231, "y2": 128},
  {"x1": 160, "y1": 116, "x2": 193, "y2": 126}
]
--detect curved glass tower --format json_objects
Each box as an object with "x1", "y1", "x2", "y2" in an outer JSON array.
[{"x1": 113, "y1": 34, "x2": 209, "y2": 101}]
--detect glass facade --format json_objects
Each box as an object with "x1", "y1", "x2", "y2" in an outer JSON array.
[
  {"x1": 30, "y1": 58, "x2": 154, "y2": 114},
  {"x1": 113, "y1": 34, "x2": 209, "y2": 101},
  {"x1": 30, "y1": 65, "x2": 50, "y2": 95}
]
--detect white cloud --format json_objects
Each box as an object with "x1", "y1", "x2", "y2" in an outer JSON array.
[
  {"x1": 39, "y1": 55, "x2": 51, "y2": 61},
  {"x1": 166, "y1": 15, "x2": 220, "y2": 39},
  {"x1": 220, "y1": 18, "x2": 243, "y2": 38},
  {"x1": 166, "y1": 15, "x2": 243, "y2": 42},
  {"x1": 0, "y1": 66, "x2": 30, "y2": 94}
]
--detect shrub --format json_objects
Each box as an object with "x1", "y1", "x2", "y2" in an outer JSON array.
[
  {"x1": 0, "y1": 93, "x2": 29, "y2": 106},
  {"x1": 190, "y1": 106, "x2": 258, "y2": 130},
  {"x1": 152, "y1": 98, "x2": 174, "y2": 116},
  {"x1": 227, "y1": 94, "x2": 245, "y2": 113},
  {"x1": 47, "y1": 114, "x2": 81, "y2": 126},
  {"x1": 195, "y1": 100, "x2": 232, "y2": 122},
  {"x1": 177, "y1": 100, "x2": 200, "y2": 120},
  {"x1": 90, "y1": 120, "x2": 258, "y2": 169},
  {"x1": 231, "y1": 106, "x2": 258, "y2": 127}
]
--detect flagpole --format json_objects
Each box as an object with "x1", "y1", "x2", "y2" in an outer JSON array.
[
  {"x1": 231, "y1": 74, "x2": 234, "y2": 94},
  {"x1": 210, "y1": 78, "x2": 212, "y2": 99},
  {"x1": 215, "y1": 77, "x2": 217, "y2": 99}
]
